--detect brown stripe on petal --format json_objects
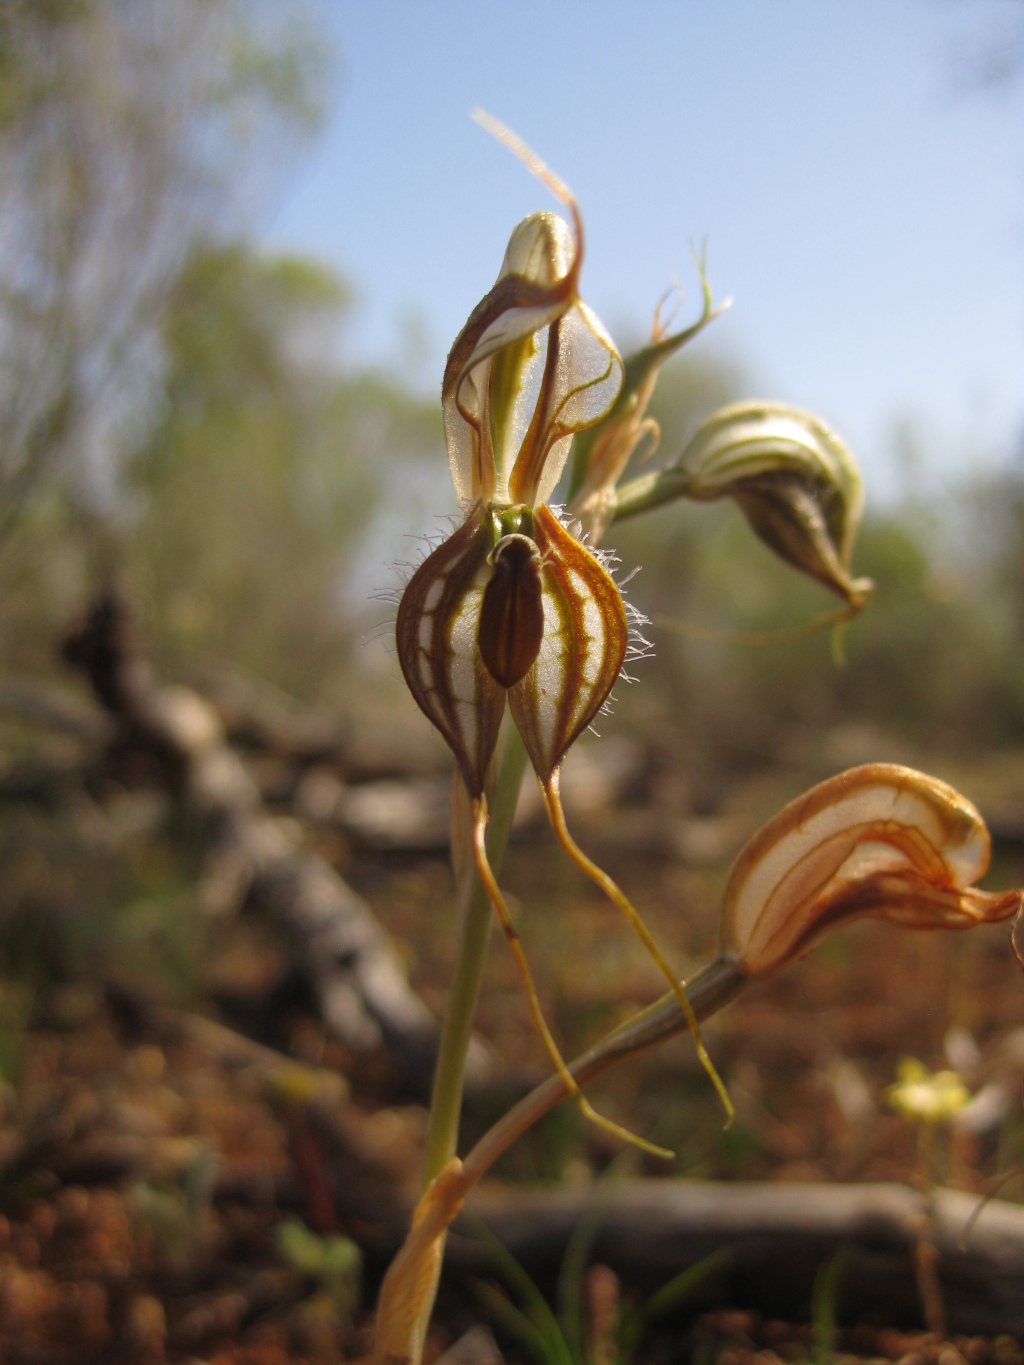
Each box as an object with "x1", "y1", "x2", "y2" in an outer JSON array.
[
  {"x1": 718, "y1": 764, "x2": 1021, "y2": 979},
  {"x1": 508, "y1": 505, "x2": 627, "y2": 781},
  {"x1": 395, "y1": 504, "x2": 506, "y2": 797}
]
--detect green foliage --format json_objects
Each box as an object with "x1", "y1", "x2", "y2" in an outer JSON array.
[
  {"x1": 0, "y1": 982, "x2": 30, "y2": 1087},
  {"x1": 467, "y1": 1205, "x2": 729, "y2": 1365},
  {"x1": 812, "y1": 1252, "x2": 845, "y2": 1365},
  {"x1": 0, "y1": 784, "x2": 209, "y2": 1003},
  {"x1": 119, "y1": 243, "x2": 440, "y2": 698},
  {"x1": 275, "y1": 1218, "x2": 363, "y2": 1324},
  {"x1": 0, "y1": 0, "x2": 333, "y2": 532}
]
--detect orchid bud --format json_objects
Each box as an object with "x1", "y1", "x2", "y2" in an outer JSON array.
[
  {"x1": 677, "y1": 402, "x2": 872, "y2": 606},
  {"x1": 569, "y1": 259, "x2": 730, "y2": 541},
  {"x1": 613, "y1": 402, "x2": 873, "y2": 609},
  {"x1": 720, "y1": 763, "x2": 1021, "y2": 979}
]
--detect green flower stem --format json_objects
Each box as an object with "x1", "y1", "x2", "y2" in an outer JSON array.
[
  {"x1": 462, "y1": 954, "x2": 746, "y2": 1186},
  {"x1": 611, "y1": 467, "x2": 694, "y2": 523},
  {"x1": 422, "y1": 721, "x2": 530, "y2": 1185}
]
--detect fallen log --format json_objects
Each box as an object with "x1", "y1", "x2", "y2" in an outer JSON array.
[
  {"x1": 60, "y1": 590, "x2": 494, "y2": 1101},
  {"x1": 438, "y1": 1179, "x2": 1024, "y2": 1337}
]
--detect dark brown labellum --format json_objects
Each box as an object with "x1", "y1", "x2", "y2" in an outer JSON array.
[{"x1": 477, "y1": 533, "x2": 544, "y2": 688}]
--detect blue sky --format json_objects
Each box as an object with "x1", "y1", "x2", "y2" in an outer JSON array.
[{"x1": 266, "y1": 1, "x2": 1024, "y2": 503}]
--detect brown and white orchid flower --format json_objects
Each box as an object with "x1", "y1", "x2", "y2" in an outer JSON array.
[
  {"x1": 719, "y1": 763, "x2": 1021, "y2": 979},
  {"x1": 397, "y1": 123, "x2": 625, "y2": 806},
  {"x1": 396, "y1": 119, "x2": 730, "y2": 1145}
]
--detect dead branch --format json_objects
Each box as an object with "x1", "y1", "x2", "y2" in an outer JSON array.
[
  {"x1": 439, "y1": 1179, "x2": 1024, "y2": 1337},
  {"x1": 61, "y1": 590, "x2": 493, "y2": 1101}
]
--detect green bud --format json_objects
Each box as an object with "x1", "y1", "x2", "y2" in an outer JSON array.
[{"x1": 614, "y1": 401, "x2": 874, "y2": 608}]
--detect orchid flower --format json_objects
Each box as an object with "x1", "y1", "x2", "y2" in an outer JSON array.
[
  {"x1": 397, "y1": 119, "x2": 625, "y2": 807},
  {"x1": 719, "y1": 763, "x2": 1021, "y2": 978},
  {"x1": 396, "y1": 117, "x2": 731, "y2": 1148}
]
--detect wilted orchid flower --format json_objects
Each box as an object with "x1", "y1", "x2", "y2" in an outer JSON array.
[
  {"x1": 719, "y1": 763, "x2": 1021, "y2": 979},
  {"x1": 396, "y1": 117, "x2": 730, "y2": 1145},
  {"x1": 373, "y1": 760, "x2": 1023, "y2": 1365}
]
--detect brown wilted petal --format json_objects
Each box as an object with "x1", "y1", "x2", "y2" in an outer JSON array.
[
  {"x1": 720, "y1": 763, "x2": 1021, "y2": 978},
  {"x1": 1013, "y1": 903, "x2": 1024, "y2": 977},
  {"x1": 508, "y1": 506, "x2": 628, "y2": 782},
  {"x1": 569, "y1": 268, "x2": 729, "y2": 540},
  {"x1": 395, "y1": 505, "x2": 506, "y2": 799}
]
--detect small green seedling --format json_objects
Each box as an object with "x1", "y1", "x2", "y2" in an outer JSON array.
[{"x1": 276, "y1": 1217, "x2": 362, "y2": 1326}]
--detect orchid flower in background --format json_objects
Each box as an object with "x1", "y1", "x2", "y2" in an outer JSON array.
[{"x1": 396, "y1": 114, "x2": 730, "y2": 1146}]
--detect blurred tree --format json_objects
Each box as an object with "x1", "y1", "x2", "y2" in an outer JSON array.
[
  {"x1": 0, "y1": 0, "x2": 329, "y2": 539},
  {"x1": 121, "y1": 243, "x2": 440, "y2": 699}
]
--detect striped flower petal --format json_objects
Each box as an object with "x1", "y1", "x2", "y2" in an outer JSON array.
[
  {"x1": 395, "y1": 504, "x2": 506, "y2": 799},
  {"x1": 720, "y1": 763, "x2": 1021, "y2": 978},
  {"x1": 508, "y1": 505, "x2": 628, "y2": 782}
]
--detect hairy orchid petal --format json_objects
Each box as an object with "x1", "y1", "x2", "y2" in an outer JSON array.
[
  {"x1": 395, "y1": 504, "x2": 506, "y2": 799},
  {"x1": 443, "y1": 212, "x2": 578, "y2": 506},
  {"x1": 720, "y1": 763, "x2": 1022, "y2": 979},
  {"x1": 508, "y1": 505, "x2": 628, "y2": 782}
]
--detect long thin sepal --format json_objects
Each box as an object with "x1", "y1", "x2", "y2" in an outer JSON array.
[
  {"x1": 541, "y1": 770, "x2": 735, "y2": 1127},
  {"x1": 471, "y1": 796, "x2": 672, "y2": 1160}
]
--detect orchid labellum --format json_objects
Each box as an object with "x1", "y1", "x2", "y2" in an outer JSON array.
[{"x1": 396, "y1": 117, "x2": 730, "y2": 1146}]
